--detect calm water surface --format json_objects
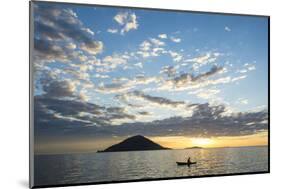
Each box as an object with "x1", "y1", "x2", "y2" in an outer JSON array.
[{"x1": 34, "y1": 146, "x2": 268, "y2": 186}]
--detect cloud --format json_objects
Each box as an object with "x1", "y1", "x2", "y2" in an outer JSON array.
[
  {"x1": 114, "y1": 12, "x2": 138, "y2": 34},
  {"x1": 232, "y1": 75, "x2": 247, "y2": 82},
  {"x1": 170, "y1": 36, "x2": 181, "y2": 43},
  {"x1": 139, "y1": 40, "x2": 151, "y2": 51},
  {"x1": 138, "y1": 111, "x2": 151, "y2": 116},
  {"x1": 185, "y1": 53, "x2": 213, "y2": 64},
  {"x1": 115, "y1": 91, "x2": 195, "y2": 121},
  {"x1": 248, "y1": 65, "x2": 256, "y2": 71},
  {"x1": 190, "y1": 88, "x2": 221, "y2": 100},
  {"x1": 245, "y1": 63, "x2": 256, "y2": 70},
  {"x1": 102, "y1": 54, "x2": 127, "y2": 69},
  {"x1": 160, "y1": 66, "x2": 177, "y2": 77},
  {"x1": 35, "y1": 96, "x2": 268, "y2": 141},
  {"x1": 34, "y1": 38, "x2": 70, "y2": 63},
  {"x1": 33, "y1": 3, "x2": 268, "y2": 149},
  {"x1": 34, "y1": 95, "x2": 136, "y2": 133},
  {"x1": 137, "y1": 38, "x2": 166, "y2": 58},
  {"x1": 237, "y1": 98, "x2": 249, "y2": 105},
  {"x1": 168, "y1": 50, "x2": 182, "y2": 62},
  {"x1": 96, "y1": 75, "x2": 160, "y2": 94},
  {"x1": 119, "y1": 103, "x2": 267, "y2": 138},
  {"x1": 134, "y1": 62, "x2": 143, "y2": 68},
  {"x1": 132, "y1": 75, "x2": 160, "y2": 85},
  {"x1": 38, "y1": 69, "x2": 93, "y2": 101},
  {"x1": 80, "y1": 41, "x2": 103, "y2": 55},
  {"x1": 97, "y1": 82, "x2": 131, "y2": 94},
  {"x1": 66, "y1": 43, "x2": 76, "y2": 50},
  {"x1": 107, "y1": 28, "x2": 118, "y2": 34},
  {"x1": 124, "y1": 90, "x2": 186, "y2": 107},
  {"x1": 225, "y1": 26, "x2": 231, "y2": 32},
  {"x1": 237, "y1": 63, "x2": 256, "y2": 74},
  {"x1": 183, "y1": 52, "x2": 220, "y2": 70},
  {"x1": 156, "y1": 66, "x2": 236, "y2": 91},
  {"x1": 94, "y1": 74, "x2": 109, "y2": 78},
  {"x1": 150, "y1": 38, "x2": 165, "y2": 46},
  {"x1": 34, "y1": 5, "x2": 103, "y2": 59},
  {"x1": 42, "y1": 79, "x2": 77, "y2": 99},
  {"x1": 35, "y1": 4, "x2": 102, "y2": 53},
  {"x1": 158, "y1": 34, "x2": 167, "y2": 39},
  {"x1": 172, "y1": 66, "x2": 224, "y2": 86}
]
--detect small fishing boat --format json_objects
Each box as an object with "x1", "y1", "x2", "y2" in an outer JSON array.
[{"x1": 176, "y1": 161, "x2": 197, "y2": 166}]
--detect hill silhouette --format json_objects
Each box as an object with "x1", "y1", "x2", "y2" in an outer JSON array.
[
  {"x1": 98, "y1": 135, "x2": 169, "y2": 152},
  {"x1": 185, "y1": 146, "x2": 203, "y2": 149}
]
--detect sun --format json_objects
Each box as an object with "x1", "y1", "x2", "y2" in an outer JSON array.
[{"x1": 191, "y1": 138, "x2": 214, "y2": 147}]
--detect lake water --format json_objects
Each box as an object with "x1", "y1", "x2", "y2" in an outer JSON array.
[{"x1": 34, "y1": 146, "x2": 268, "y2": 186}]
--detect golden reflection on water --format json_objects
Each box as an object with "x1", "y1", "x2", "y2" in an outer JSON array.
[{"x1": 34, "y1": 146, "x2": 268, "y2": 186}]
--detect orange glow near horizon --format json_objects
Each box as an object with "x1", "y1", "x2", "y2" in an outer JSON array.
[
  {"x1": 151, "y1": 131, "x2": 268, "y2": 149},
  {"x1": 190, "y1": 138, "x2": 214, "y2": 147},
  {"x1": 35, "y1": 132, "x2": 268, "y2": 154}
]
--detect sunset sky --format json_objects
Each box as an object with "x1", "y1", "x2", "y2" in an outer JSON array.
[{"x1": 32, "y1": 2, "x2": 268, "y2": 154}]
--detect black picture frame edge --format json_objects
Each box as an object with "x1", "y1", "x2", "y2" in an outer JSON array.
[{"x1": 29, "y1": 1, "x2": 270, "y2": 188}]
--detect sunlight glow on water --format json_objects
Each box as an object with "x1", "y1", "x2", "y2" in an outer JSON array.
[{"x1": 34, "y1": 146, "x2": 268, "y2": 186}]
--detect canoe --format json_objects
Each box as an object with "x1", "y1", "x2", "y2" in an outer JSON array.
[{"x1": 176, "y1": 161, "x2": 197, "y2": 166}]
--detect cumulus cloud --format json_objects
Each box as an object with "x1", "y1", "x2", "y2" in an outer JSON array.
[
  {"x1": 114, "y1": 12, "x2": 138, "y2": 34},
  {"x1": 225, "y1": 26, "x2": 231, "y2": 32},
  {"x1": 34, "y1": 38, "x2": 70, "y2": 63},
  {"x1": 107, "y1": 28, "x2": 118, "y2": 34},
  {"x1": 34, "y1": 95, "x2": 136, "y2": 132},
  {"x1": 101, "y1": 54, "x2": 128, "y2": 69},
  {"x1": 160, "y1": 66, "x2": 177, "y2": 77},
  {"x1": 137, "y1": 38, "x2": 166, "y2": 58},
  {"x1": 38, "y1": 69, "x2": 92, "y2": 101},
  {"x1": 80, "y1": 41, "x2": 103, "y2": 55},
  {"x1": 66, "y1": 43, "x2": 76, "y2": 50},
  {"x1": 170, "y1": 36, "x2": 181, "y2": 43},
  {"x1": 34, "y1": 5, "x2": 103, "y2": 61},
  {"x1": 42, "y1": 79, "x2": 77, "y2": 99},
  {"x1": 248, "y1": 65, "x2": 256, "y2": 71},
  {"x1": 168, "y1": 50, "x2": 183, "y2": 62},
  {"x1": 158, "y1": 33, "x2": 167, "y2": 39},
  {"x1": 183, "y1": 52, "x2": 221, "y2": 70},
  {"x1": 139, "y1": 40, "x2": 151, "y2": 51},
  {"x1": 150, "y1": 38, "x2": 165, "y2": 46}
]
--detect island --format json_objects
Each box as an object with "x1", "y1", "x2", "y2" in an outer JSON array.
[
  {"x1": 97, "y1": 135, "x2": 170, "y2": 152},
  {"x1": 185, "y1": 146, "x2": 203, "y2": 149}
]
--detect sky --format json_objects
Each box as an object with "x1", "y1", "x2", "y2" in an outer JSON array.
[{"x1": 32, "y1": 2, "x2": 269, "y2": 154}]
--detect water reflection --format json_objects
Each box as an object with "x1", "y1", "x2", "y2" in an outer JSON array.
[{"x1": 34, "y1": 146, "x2": 268, "y2": 186}]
